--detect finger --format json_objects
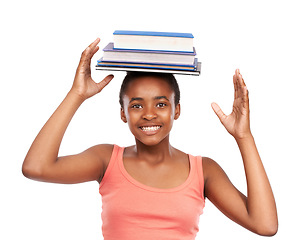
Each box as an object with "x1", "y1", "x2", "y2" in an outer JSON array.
[
  {"x1": 233, "y1": 72, "x2": 238, "y2": 99},
  {"x1": 79, "y1": 38, "x2": 100, "y2": 67},
  {"x1": 96, "y1": 74, "x2": 114, "y2": 92},
  {"x1": 88, "y1": 38, "x2": 100, "y2": 50},
  {"x1": 237, "y1": 69, "x2": 246, "y2": 86},
  {"x1": 83, "y1": 38, "x2": 100, "y2": 58},
  {"x1": 243, "y1": 86, "x2": 249, "y2": 109},
  {"x1": 235, "y1": 69, "x2": 245, "y2": 98},
  {"x1": 211, "y1": 102, "x2": 227, "y2": 123},
  {"x1": 87, "y1": 39, "x2": 101, "y2": 59},
  {"x1": 236, "y1": 69, "x2": 246, "y2": 88},
  {"x1": 92, "y1": 45, "x2": 100, "y2": 56},
  {"x1": 235, "y1": 69, "x2": 249, "y2": 108}
]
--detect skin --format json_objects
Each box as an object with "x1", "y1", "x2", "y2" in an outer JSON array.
[
  {"x1": 22, "y1": 38, "x2": 278, "y2": 236},
  {"x1": 120, "y1": 77, "x2": 189, "y2": 189}
]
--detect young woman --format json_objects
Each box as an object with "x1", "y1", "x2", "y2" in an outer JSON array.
[{"x1": 22, "y1": 38, "x2": 278, "y2": 239}]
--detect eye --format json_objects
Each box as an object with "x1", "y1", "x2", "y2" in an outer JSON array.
[
  {"x1": 131, "y1": 104, "x2": 143, "y2": 109},
  {"x1": 156, "y1": 102, "x2": 167, "y2": 108}
]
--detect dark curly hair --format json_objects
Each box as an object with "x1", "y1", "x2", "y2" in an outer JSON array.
[{"x1": 119, "y1": 71, "x2": 180, "y2": 108}]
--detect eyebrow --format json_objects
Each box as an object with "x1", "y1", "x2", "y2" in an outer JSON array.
[
  {"x1": 154, "y1": 96, "x2": 169, "y2": 101},
  {"x1": 129, "y1": 97, "x2": 143, "y2": 103},
  {"x1": 129, "y1": 96, "x2": 169, "y2": 103}
]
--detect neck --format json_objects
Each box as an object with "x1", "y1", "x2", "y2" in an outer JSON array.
[{"x1": 134, "y1": 137, "x2": 174, "y2": 164}]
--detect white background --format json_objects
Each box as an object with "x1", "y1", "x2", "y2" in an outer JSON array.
[{"x1": 1, "y1": 0, "x2": 301, "y2": 239}]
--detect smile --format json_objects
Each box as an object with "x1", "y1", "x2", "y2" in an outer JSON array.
[{"x1": 140, "y1": 126, "x2": 161, "y2": 132}]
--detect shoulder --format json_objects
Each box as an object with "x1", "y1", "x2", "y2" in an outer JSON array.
[
  {"x1": 85, "y1": 143, "x2": 114, "y2": 167},
  {"x1": 85, "y1": 144, "x2": 115, "y2": 183},
  {"x1": 202, "y1": 156, "x2": 220, "y2": 171},
  {"x1": 85, "y1": 144, "x2": 114, "y2": 159},
  {"x1": 202, "y1": 157, "x2": 228, "y2": 188},
  {"x1": 202, "y1": 156, "x2": 237, "y2": 201}
]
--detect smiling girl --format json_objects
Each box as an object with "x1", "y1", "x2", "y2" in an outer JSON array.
[{"x1": 22, "y1": 38, "x2": 278, "y2": 239}]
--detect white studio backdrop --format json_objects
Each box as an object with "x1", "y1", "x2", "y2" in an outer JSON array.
[{"x1": 1, "y1": 0, "x2": 301, "y2": 239}]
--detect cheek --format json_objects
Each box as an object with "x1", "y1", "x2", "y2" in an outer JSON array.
[
  {"x1": 125, "y1": 111, "x2": 139, "y2": 125},
  {"x1": 161, "y1": 109, "x2": 175, "y2": 123}
]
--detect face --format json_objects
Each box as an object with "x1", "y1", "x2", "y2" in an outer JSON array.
[{"x1": 121, "y1": 76, "x2": 180, "y2": 146}]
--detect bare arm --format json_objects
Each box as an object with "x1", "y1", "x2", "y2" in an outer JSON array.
[
  {"x1": 22, "y1": 39, "x2": 114, "y2": 184},
  {"x1": 206, "y1": 70, "x2": 278, "y2": 236}
]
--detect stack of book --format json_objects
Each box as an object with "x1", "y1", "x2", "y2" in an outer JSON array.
[{"x1": 96, "y1": 30, "x2": 201, "y2": 75}]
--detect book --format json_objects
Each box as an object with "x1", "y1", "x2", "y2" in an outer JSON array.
[
  {"x1": 95, "y1": 30, "x2": 201, "y2": 76},
  {"x1": 97, "y1": 58, "x2": 198, "y2": 71},
  {"x1": 102, "y1": 42, "x2": 196, "y2": 65},
  {"x1": 113, "y1": 30, "x2": 194, "y2": 52},
  {"x1": 96, "y1": 62, "x2": 201, "y2": 76}
]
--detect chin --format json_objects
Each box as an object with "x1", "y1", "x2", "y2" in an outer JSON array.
[{"x1": 135, "y1": 135, "x2": 169, "y2": 147}]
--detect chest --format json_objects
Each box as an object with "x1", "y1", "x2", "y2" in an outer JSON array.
[
  {"x1": 100, "y1": 174, "x2": 204, "y2": 239},
  {"x1": 99, "y1": 149, "x2": 205, "y2": 239},
  {"x1": 102, "y1": 187, "x2": 203, "y2": 235},
  {"x1": 123, "y1": 158, "x2": 190, "y2": 189}
]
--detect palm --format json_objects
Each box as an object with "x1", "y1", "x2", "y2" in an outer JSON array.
[
  {"x1": 212, "y1": 70, "x2": 251, "y2": 140},
  {"x1": 75, "y1": 64, "x2": 99, "y2": 98}
]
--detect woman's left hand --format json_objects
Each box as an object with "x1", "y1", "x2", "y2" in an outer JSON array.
[{"x1": 211, "y1": 69, "x2": 251, "y2": 140}]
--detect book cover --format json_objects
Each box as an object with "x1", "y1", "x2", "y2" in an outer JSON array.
[
  {"x1": 102, "y1": 43, "x2": 196, "y2": 65},
  {"x1": 113, "y1": 30, "x2": 194, "y2": 38},
  {"x1": 105, "y1": 42, "x2": 196, "y2": 55},
  {"x1": 95, "y1": 62, "x2": 201, "y2": 76},
  {"x1": 113, "y1": 30, "x2": 194, "y2": 52},
  {"x1": 97, "y1": 58, "x2": 198, "y2": 70}
]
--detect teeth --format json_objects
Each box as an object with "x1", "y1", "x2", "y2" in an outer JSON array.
[{"x1": 141, "y1": 126, "x2": 161, "y2": 132}]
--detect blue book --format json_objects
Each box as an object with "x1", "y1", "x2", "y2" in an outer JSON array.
[
  {"x1": 95, "y1": 62, "x2": 201, "y2": 76},
  {"x1": 97, "y1": 58, "x2": 198, "y2": 71},
  {"x1": 101, "y1": 42, "x2": 196, "y2": 65},
  {"x1": 113, "y1": 30, "x2": 194, "y2": 38},
  {"x1": 113, "y1": 30, "x2": 194, "y2": 52}
]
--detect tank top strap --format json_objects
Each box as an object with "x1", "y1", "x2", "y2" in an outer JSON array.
[
  {"x1": 195, "y1": 155, "x2": 205, "y2": 202},
  {"x1": 99, "y1": 144, "x2": 123, "y2": 189}
]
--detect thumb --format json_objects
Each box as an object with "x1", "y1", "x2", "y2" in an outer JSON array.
[
  {"x1": 211, "y1": 102, "x2": 227, "y2": 123},
  {"x1": 96, "y1": 74, "x2": 114, "y2": 93}
]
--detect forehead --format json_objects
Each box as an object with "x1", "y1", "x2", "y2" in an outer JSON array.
[{"x1": 124, "y1": 76, "x2": 174, "y2": 98}]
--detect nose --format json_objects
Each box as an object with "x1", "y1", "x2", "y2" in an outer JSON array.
[{"x1": 142, "y1": 106, "x2": 157, "y2": 120}]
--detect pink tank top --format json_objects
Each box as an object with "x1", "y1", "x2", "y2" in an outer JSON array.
[{"x1": 99, "y1": 145, "x2": 205, "y2": 240}]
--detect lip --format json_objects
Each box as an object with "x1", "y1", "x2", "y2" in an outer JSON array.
[{"x1": 138, "y1": 124, "x2": 162, "y2": 135}]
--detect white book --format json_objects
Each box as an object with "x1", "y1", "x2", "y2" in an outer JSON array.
[
  {"x1": 113, "y1": 30, "x2": 194, "y2": 52},
  {"x1": 102, "y1": 43, "x2": 196, "y2": 65}
]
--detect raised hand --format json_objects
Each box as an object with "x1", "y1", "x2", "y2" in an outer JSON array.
[
  {"x1": 71, "y1": 38, "x2": 114, "y2": 100},
  {"x1": 23, "y1": 39, "x2": 115, "y2": 184},
  {"x1": 211, "y1": 69, "x2": 251, "y2": 140}
]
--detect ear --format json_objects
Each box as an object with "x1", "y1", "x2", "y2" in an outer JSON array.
[
  {"x1": 120, "y1": 108, "x2": 127, "y2": 123},
  {"x1": 174, "y1": 103, "x2": 181, "y2": 120}
]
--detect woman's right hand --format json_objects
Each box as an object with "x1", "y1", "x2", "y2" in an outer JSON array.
[
  {"x1": 71, "y1": 38, "x2": 114, "y2": 100},
  {"x1": 22, "y1": 38, "x2": 115, "y2": 184}
]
